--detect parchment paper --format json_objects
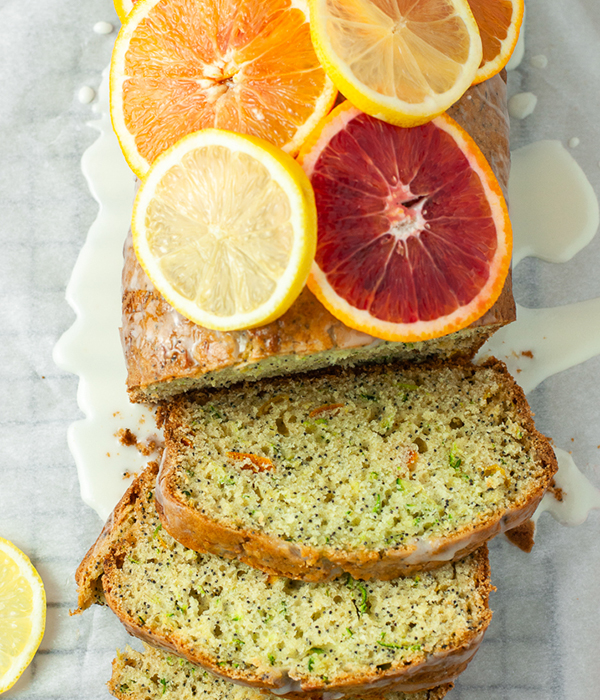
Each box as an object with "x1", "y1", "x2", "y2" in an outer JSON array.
[{"x1": 0, "y1": 0, "x2": 599, "y2": 698}]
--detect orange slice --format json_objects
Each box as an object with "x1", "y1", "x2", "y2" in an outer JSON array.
[
  {"x1": 468, "y1": 0, "x2": 524, "y2": 84},
  {"x1": 111, "y1": 0, "x2": 337, "y2": 178},
  {"x1": 298, "y1": 102, "x2": 512, "y2": 342}
]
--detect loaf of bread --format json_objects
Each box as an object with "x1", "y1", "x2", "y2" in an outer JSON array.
[
  {"x1": 76, "y1": 463, "x2": 493, "y2": 698},
  {"x1": 121, "y1": 73, "x2": 515, "y2": 404},
  {"x1": 109, "y1": 643, "x2": 453, "y2": 700},
  {"x1": 156, "y1": 359, "x2": 556, "y2": 581}
]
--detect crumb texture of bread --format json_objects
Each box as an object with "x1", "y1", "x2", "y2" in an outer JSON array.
[
  {"x1": 120, "y1": 74, "x2": 515, "y2": 404},
  {"x1": 109, "y1": 644, "x2": 453, "y2": 700},
  {"x1": 80, "y1": 464, "x2": 494, "y2": 696},
  {"x1": 156, "y1": 360, "x2": 556, "y2": 580}
]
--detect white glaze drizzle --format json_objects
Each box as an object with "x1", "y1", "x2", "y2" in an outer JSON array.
[
  {"x1": 78, "y1": 86, "x2": 96, "y2": 104},
  {"x1": 508, "y1": 140, "x2": 599, "y2": 266},
  {"x1": 93, "y1": 21, "x2": 114, "y2": 34},
  {"x1": 508, "y1": 92, "x2": 537, "y2": 120},
  {"x1": 530, "y1": 54, "x2": 548, "y2": 69},
  {"x1": 477, "y1": 300, "x2": 600, "y2": 395},
  {"x1": 533, "y1": 448, "x2": 600, "y2": 526},
  {"x1": 54, "y1": 66, "x2": 160, "y2": 522}
]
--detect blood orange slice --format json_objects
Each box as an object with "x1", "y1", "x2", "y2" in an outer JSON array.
[{"x1": 298, "y1": 102, "x2": 511, "y2": 342}]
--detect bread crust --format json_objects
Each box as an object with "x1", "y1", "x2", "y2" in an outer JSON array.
[
  {"x1": 121, "y1": 73, "x2": 515, "y2": 403},
  {"x1": 155, "y1": 359, "x2": 557, "y2": 582},
  {"x1": 76, "y1": 463, "x2": 494, "y2": 698},
  {"x1": 74, "y1": 462, "x2": 159, "y2": 611}
]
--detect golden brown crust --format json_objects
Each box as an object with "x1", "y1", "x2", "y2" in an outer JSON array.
[
  {"x1": 74, "y1": 461, "x2": 161, "y2": 612},
  {"x1": 121, "y1": 73, "x2": 515, "y2": 403},
  {"x1": 155, "y1": 359, "x2": 557, "y2": 582}
]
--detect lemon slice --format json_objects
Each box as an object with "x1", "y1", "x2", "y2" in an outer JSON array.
[
  {"x1": 0, "y1": 538, "x2": 46, "y2": 693},
  {"x1": 132, "y1": 129, "x2": 317, "y2": 332},
  {"x1": 309, "y1": 0, "x2": 483, "y2": 126}
]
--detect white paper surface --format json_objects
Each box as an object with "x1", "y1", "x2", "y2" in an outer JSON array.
[{"x1": 1, "y1": 1, "x2": 599, "y2": 698}]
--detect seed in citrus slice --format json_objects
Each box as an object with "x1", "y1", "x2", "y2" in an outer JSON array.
[
  {"x1": 0, "y1": 538, "x2": 46, "y2": 693},
  {"x1": 468, "y1": 0, "x2": 524, "y2": 84},
  {"x1": 308, "y1": 0, "x2": 482, "y2": 127},
  {"x1": 111, "y1": 0, "x2": 337, "y2": 178},
  {"x1": 132, "y1": 129, "x2": 317, "y2": 332},
  {"x1": 298, "y1": 102, "x2": 512, "y2": 342}
]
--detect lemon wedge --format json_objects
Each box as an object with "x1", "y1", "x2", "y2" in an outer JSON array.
[
  {"x1": 132, "y1": 129, "x2": 317, "y2": 331},
  {"x1": 0, "y1": 538, "x2": 46, "y2": 693},
  {"x1": 309, "y1": 0, "x2": 483, "y2": 126}
]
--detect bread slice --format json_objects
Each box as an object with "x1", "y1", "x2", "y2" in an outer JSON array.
[
  {"x1": 109, "y1": 643, "x2": 453, "y2": 700},
  {"x1": 76, "y1": 463, "x2": 494, "y2": 697},
  {"x1": 121, "y1": 73, "x2": 515, "y2": 404},
  {"x1": 156, "y1": 359, "x2": 557, "y2": 581}
]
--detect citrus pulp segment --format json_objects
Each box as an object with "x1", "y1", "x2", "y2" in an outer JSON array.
[
  {"x1": 298, "y1": 102, "x2": 512, "y2": 342},
  {"x1": 308, "y1": 0, "x2": 483, "y2": 127},
  {"x1": 468, "y1": 0, "x2": 524, "y2": 84},
  {"x1": 0, "y1": 538, "x2": 46, "y2": 693},
  {"x1": 110, "y1": 0, "x2": 337, "y2": 178},
  {"x1": 132, "y1": 129, "x2": 317, "y2": 332}
]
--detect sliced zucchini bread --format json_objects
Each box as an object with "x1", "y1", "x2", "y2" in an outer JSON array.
[
  {"x1": 110, "y1": 643, "x2": 453, "y2": 700},
  {"x1": 76, "y1": 463, "x2": 493, "y2": 698},
  {"x1": 156, "y1": 359, "x2": 557, "y2": 581}
]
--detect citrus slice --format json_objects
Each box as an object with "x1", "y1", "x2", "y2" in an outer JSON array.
[
  {"x1": 308, "y1": 0, "x2": 482, "y2": 127},
  {"x1": 468, "y1": 0, "x2": 524, "y2": 84},
  {"x1": 111, "y1": 0, "x2": 337, "y2": 178},
  {"x1": 132, "y1": 129, "x2": 317, "y2": 331},
  {"x1": 113, "y1": 0, "x2": 135, "y2": 23},
  {"x1": 0, "y1": 538, "x2": 46, "y2": 693},
  {"x1": 298, "y1": 102, "x2": 512, "y2": 342}
]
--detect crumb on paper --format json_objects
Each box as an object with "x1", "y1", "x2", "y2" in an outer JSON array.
[
  {"x1": 516, "y1": 369, "x2": 522, "y2": 373},
  {"x1": 138, "y1": 438, "x2": 160, "y2": 456},
  {"x1": 123, "y1": 471, "x2": 139, "y2": 480},
  {"x1": 117, "y1": 428, "x2": 138, "y2": 447},
  {"x1": 521, "y1": 350, "x2": 534, "y2": 359},
  {"x1": 548, "y1": 479, "x2": 564, "y2": 502},
  {"x1": 139, "y1": 415, "x2": 146, "y2": 425},
  {"x1": 113, "y1": 411, "x2": 122, "y2": 418},
  {"x1": 106, "y1": 452, "x2": 111, "y2": 457},
  {"x1": 505, "y1": 520, "x2": 535, "y2": 553},
  {"x1": 116, "y1": 427, "x2": 162, "y2": 456}
]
